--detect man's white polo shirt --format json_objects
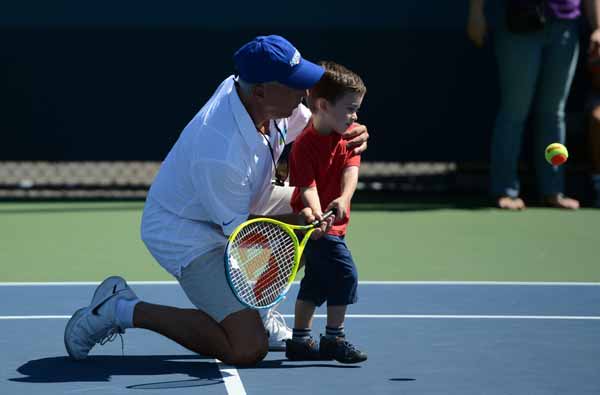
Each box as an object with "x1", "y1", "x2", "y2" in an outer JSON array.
[{"x1": 142, "y1": 76, "x2": 310, "y2": 276}]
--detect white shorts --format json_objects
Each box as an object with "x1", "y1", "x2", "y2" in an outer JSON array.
[{"x1": 178, "y1": 248, "x2": 247, "y2": 323}]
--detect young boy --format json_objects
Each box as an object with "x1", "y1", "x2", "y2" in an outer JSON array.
[{"x1": 285, "y1": 61, "x2": 367, "y2": 364}]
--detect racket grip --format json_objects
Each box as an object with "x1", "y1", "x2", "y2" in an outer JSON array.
[
  {"x1": 322, "y1": 207, "x2": 337, "y2": 219},
  {"x1": 310, "y1": 207, "x2": 338, "y2": 226}
]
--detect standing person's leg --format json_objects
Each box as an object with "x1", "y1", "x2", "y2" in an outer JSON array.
[
  {"x1": 533, "y1": 18, "x2": 580, "y2": 209},
  {"x1": 491, "y1": 23, "x2": 545, "y2": 209},
  {"x1": 325, "y1": 305, "x2": 347, "y2": 329},
  {"x1": 292, "y1": 300, "x2": 317, "y2": 335},
  {"x1": 314, "y1": 235, "x2": 366, "y2": 364},
  {"x1": 284, "y1": 296, "x2": 320, "y2": 360},
  {"x1": 285, "y1": 239, "x2": 326, "y2": 361}
]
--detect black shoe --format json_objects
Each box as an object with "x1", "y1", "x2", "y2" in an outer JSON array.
[
  {"x1": 319, "y1": 335, "x2": 368, "y2": 364},
  {"x1": 285, "y1": 337, "x2": 322, "y2": 361}
]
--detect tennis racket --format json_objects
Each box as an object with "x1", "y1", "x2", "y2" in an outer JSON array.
[{"x1": 224, "y1": 209, "x2": 337, "y2": 309}]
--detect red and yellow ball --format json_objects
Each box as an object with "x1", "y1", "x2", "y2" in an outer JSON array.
[{"x1": 545, "y1": 143, "x2": 568, "y2": 166}]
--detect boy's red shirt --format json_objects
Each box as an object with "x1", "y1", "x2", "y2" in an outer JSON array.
[{"x1": 289, "y1": 121, "x2": 361, "y2": 236}]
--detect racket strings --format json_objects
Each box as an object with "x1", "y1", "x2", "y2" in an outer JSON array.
[
  {"x1": 228, "y1": 222, "x2": 296, "y2": 307},
  {"x1": 237, "y1": 226, "x2": 294, "y2": 305}
]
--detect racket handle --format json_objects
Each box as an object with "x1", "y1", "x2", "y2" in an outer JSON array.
[{"x1": 310, "y1": 207, "x2": 338, "y2": 227}]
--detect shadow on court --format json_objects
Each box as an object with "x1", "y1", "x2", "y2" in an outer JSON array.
[
  {"x1": 9, "y1": 354, "x2": 358, "y2": 389},
  {"x1": 242, "y1": 359, "x2": 361, "y2": 370},
  {"x1": 9, "y1": 354, "x2": 223, "y2": 388}
]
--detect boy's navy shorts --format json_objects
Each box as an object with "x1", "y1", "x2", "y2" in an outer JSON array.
[{"x1": 297, "y1": 234, "x2": 358, "y2": 307}]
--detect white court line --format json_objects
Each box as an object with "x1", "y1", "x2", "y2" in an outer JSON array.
[
  {"x1": 0, "y1": 313, "x2": 249, "y2": 393},
  {"x1": 311, "y1": 314, "x2": 600, "y2": 320},
  {"x1": 0, "y1": 315, "x2": 72, "y2": 319},
  {"x1": 2, "y1": 314, "x2": 599, "y2": 320},
  {"x1": 216, "y1": 360, "x2": 246, "y2": 395},
  {"x1": 0, "y1": 281, "x2": 178, "y2": 286},
  {"x1": 1, "y1": 281, "x2": 599, "y2": 286}
]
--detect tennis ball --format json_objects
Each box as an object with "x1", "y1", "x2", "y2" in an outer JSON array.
[{"x1": 545, "y1": 143, "x2": 568, "y2": 166}]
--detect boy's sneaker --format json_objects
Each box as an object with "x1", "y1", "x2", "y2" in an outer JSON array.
[
  {"x1": 285, "y1": 337, "x2": 323, "y2": 361},
  {"x1": 319, "y1": 335, "x2": 368, "y2": 364},
  {"x1": 64, "y1": 276, "x2": 138, "y2": 360}
]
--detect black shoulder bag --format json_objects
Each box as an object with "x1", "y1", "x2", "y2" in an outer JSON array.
[{"x1": 505, "y1": 0, "x2": 547, "y2": 33}]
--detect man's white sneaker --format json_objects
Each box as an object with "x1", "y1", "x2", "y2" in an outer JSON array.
[
  {"x1": 263, "y1": 309, "x2": 292, "y2": 352},
  {"x1": 64, "y1": 276, "x2": 138, "y2": 360}
]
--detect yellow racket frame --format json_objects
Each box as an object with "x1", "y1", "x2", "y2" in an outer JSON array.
[{"x1": 225, "y1": 211, "x2": 334, "y2": 309}]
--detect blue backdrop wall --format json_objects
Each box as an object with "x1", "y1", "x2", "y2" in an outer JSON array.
[{"x1": 0, "y1": 1, "x2": 587, "y2": 162}]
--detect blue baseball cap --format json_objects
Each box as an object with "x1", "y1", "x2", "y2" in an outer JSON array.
[{"x1": 233, "y1": 35, "x2": 325, "y2": 90}]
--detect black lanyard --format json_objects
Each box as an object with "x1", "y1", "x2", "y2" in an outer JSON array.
[
  {"x1": 233, "y1": 79, "x2": 289, "y2": 185},
  {"x1": 260, "y1": 120, "x2": 288, "y2": 186}
]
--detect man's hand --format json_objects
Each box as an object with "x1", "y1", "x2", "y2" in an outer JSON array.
[
  {"x1": 589, "y1": 28, "x2": 600, "y2": 60},
  {"x1": 467, "y1": 5, "x2": 487, "y2": 47},
  {"x1": 342, "y1": 123, "x2": 369, "y2": 155}
]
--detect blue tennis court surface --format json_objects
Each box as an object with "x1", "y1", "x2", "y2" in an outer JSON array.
[{"x1": 2, "y1": 282, "x2": 600, "y2": 394}]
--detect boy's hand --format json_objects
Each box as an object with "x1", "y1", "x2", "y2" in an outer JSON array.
[
  {"x1": 299, "y1": 207, "x2": 316, "y2": 225},
  {"x1": 300, "y1": 207, "x2": 334, "y2": 240},
  {"x1": 327, "y1": 198, "x2": 349, "y2": 222}
]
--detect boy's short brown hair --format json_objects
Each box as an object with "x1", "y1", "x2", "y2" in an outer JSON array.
[{"x1": 309, "y1": 61, "x2": 366, "y2": 110}]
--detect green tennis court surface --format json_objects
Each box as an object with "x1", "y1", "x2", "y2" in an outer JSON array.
[{"x1": 1, "y1": 201, "x2": 598, "y2": 282}]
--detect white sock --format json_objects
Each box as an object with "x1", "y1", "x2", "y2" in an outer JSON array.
[{"x1": 115, "y1": 298, "x2": 140, "y2": 329}]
